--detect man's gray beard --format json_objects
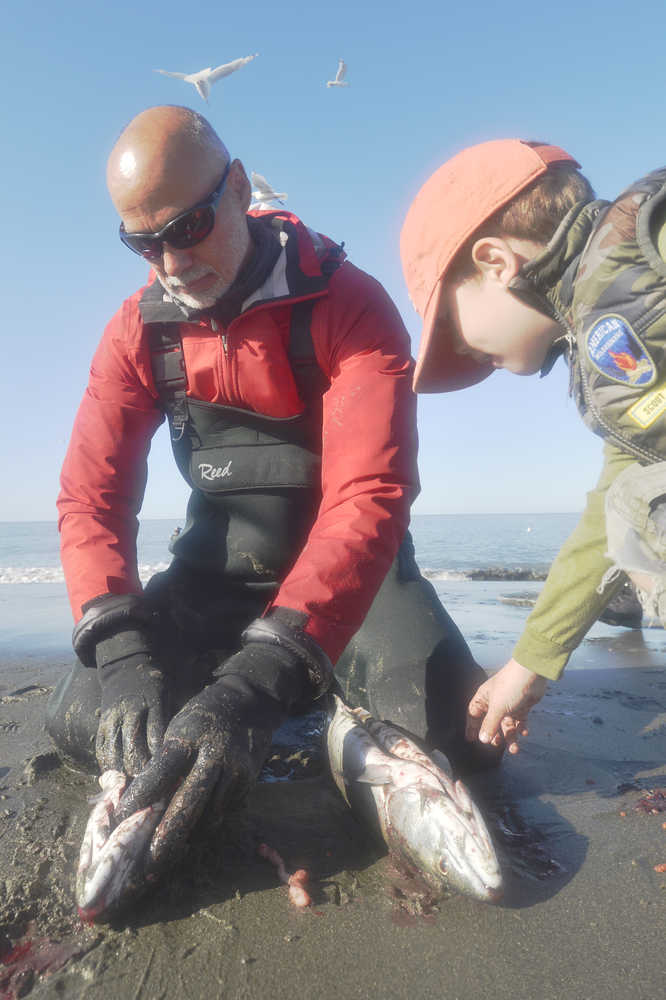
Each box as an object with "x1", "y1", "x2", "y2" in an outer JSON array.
[{"x1": 157, "y1": 270, "x2": 231, "y2": 311}]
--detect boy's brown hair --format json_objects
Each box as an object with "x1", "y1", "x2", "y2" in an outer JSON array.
[{"x1": 450, "y1": 161, "x2": 595, "y2": 281}]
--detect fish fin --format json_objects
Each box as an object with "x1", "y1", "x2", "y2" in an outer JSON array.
[
  {"x1": 430, "y1": 749, "x2": 453, "y2": 777},
  {"x1": 354, "y1": 763, "x2": 394, "y2": 786},
  {"x1": 453, "y1": 779, "x2": 474, "y2": 814}
]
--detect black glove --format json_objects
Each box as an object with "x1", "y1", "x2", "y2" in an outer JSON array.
[
  {"x1": 95, "y1": 629, "x2": 168, "y2": 776},
  {"x1": 115, "y1": 608, "x2": 333, "y2": 871},
  {"x1": 72, "y1": 594, "x2": 166, "y2": 776}
]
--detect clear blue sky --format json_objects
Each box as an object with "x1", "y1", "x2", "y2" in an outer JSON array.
[{"x1": 4, "y1": 0, "x2": 665, "y2": 520}]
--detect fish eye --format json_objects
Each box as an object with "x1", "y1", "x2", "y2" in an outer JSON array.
[{"x1": 439, "y1": 860, "x2": 448, "y2": 875}]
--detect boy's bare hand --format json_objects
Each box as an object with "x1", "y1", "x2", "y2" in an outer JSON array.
[{"x1": 465, "y1": 659, "x2": 547, "y2": 754}]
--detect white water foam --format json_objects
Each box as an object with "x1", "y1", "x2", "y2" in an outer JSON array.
[
  {"x1": 0, "y1": 563, "x2": 171, "y2": 585},
  {"x1": 421, "y1": 568, "x2": 468, "y2": 581}
]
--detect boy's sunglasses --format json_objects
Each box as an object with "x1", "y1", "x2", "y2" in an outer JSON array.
[{"x1": 119, "y1": 162, "x2": 231, "y2": 261}]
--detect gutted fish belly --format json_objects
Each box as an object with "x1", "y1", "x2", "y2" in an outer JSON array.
[
  {"x1": 326, "y1": 695, "x2": 502, "y2": 902},
  {"x1": 76, "y1": 770, "x2": 165, "y2": 922}
]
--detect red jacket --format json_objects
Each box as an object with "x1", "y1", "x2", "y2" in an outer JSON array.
[{"x1": 58, "y1": 214, "x2": 419, "y2": 663}]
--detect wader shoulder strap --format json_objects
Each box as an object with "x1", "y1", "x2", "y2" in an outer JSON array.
[
  {"x1": 287, "y1": 236, "x2": 344, "y2": 395},
  {"x1": 148, "y1": 324, "x2": 188, "y2": 440},
  {"x1": 148, "y1": 283, "x2": 339, "y2": 436},
  {"x1": 288, "y1": 300, "x2": 330, "y2": 401}
]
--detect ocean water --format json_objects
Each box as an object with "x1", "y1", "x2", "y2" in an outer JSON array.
[
  {"x1": 1, "y1": 515, "x2": 664, "y2": 667},
  {"x1": 0, "y1": 514, "x2": 577, "y2": 586}
]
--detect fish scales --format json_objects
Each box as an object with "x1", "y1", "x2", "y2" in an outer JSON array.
[{"x1": 364, "y1": 716, "x2": 491, "y2": 849}]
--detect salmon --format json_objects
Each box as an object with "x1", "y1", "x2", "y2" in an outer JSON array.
[{"x1": 326, "y1": 695, "x2": 502, "y2": 902}]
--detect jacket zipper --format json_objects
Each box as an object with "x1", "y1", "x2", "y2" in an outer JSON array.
[
  {"x1": 578, "y1": 351, "x2": 661, "y2": 463},
  {"x1": 550, "y1": 303, "x2": 660, "y2": 463},
  {"x1": 211, "y1": 317, "x2": 229, "y2": 357}
]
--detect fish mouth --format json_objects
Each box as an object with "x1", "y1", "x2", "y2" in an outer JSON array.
[{"x1": 437, "y1": 854, "x2": 503, "y2": 903}]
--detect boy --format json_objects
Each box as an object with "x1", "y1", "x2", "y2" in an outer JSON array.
[{"x1": 400, "y1": 139, "x2": 666, "y2": 755}]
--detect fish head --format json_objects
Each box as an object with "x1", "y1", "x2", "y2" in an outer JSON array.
[{"x1": 385, "y1": 783, "x2": 503, "y2": 903}]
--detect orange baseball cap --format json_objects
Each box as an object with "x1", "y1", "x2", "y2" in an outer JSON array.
[{"x1": 400, "y1": 139, "x2": 580, "y2": 392}]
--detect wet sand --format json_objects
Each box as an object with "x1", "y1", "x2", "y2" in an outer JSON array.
[{"x1": 0, "y1": 641, "x2": 664, "y2": 1000}]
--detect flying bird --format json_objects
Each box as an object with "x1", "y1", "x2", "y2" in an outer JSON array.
[
  {"x1": 154, "y1": 53, "x2": 258, "y2": 102},
  {"x1": 326, "y1": 59, "x2": 349, "y2": 88},
  {"x1": 250, "y1": 171, "x2": 287, "y2": 210}
]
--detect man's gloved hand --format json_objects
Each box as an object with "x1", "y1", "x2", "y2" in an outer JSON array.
[
  {"x1": 95, "y1": 629, "x2": 168, "y2": 776},
  {"x1": 114, "y1": 609, "x2": 333, "y2": 872},
  {"x1": 72, "y1": 594, "x2": 167, "y2": 777}
]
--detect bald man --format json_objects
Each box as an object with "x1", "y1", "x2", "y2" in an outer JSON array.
[{"x1": 48, "y1": 106, "x2": 497, "y2": 882}]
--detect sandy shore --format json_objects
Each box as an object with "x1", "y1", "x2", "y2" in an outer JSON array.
[{"x1": 0, "y1": 641, "x2": 664, "y2": 1000}]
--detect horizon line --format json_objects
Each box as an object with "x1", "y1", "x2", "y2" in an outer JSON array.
[{"x1": 0, "y1": 510, "x2": 585, "y2": 524}]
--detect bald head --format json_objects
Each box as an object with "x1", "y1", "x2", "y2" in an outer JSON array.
[{"x1": 107, "y1": 106, "x2": 230, "y2": 216}]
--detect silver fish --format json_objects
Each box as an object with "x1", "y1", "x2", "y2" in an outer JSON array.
[
  {"x1": 326, "y1": 695, "x2": 503, "y2": 902},
  {"x1": 76, "y1": 770, "x2": 165, "y2": 922}
]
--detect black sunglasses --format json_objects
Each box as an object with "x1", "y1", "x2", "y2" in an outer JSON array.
[{"x1": 119, "y1": 162, "x2": 231, "y2": 261}]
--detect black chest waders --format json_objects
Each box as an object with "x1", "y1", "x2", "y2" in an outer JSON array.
[{"x1": 149, "y1": 300, "x2": 328, "y2": 586}]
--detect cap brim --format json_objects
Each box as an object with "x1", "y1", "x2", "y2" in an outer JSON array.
[{"x1": 412, "y1": 279, "x2": 495, "y2": 393}]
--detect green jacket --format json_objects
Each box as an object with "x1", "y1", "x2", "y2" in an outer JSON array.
[{"x1": 511, "y1": 169, "x2": 666, "y2": 680}]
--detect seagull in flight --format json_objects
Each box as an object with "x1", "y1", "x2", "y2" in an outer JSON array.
[
  {"x1": 326, "y1": 59, "x2": 349, "y2": 88},
  {"x1": 154, "y1": 53, "x2": 258, "y2": 102},
  {"x1": 250, "y1": 171, "x2": 287, "y2": 210}
]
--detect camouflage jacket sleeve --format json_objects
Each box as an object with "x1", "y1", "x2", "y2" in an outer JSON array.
[{"x1": 512, "y1": 442, "x2": 638, "y2": 680}]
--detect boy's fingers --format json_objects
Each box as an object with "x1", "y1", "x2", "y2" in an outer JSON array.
[
  {"x1": 478, "y1": 703, "x2": 506, "y2": 744},
  {"x1": 465, "y1": 710, "x2": 482, "y2": 740},
  {"x1": 467, "y1": 682, "x2": 490, "y2": 718},
  {"x1": 500, "y1": 716, "x2": 520, "y2": 737},
  {"x1": 465, "y1": 684, "x2": 490, "y2": 741},
  {"x1": 465, "y1": 699, "x2": 487, "y2": 741},
  {"x1": 499, "y1": 716, "x2": 522, "y2": 753}
]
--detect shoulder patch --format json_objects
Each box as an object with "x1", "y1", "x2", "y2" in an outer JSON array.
[{"x1": 585, "y1": 314, "x2": 656, "y2": 387}]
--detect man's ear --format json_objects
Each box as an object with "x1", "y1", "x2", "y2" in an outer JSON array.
[
  {"x1": 470, "y1": 237, "x2": 521, "y2": 286},
  {"x1": 229, "y1": 159, "x2": 252, "y2": 211}
]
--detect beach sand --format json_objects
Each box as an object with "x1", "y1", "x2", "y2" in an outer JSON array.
[{"x1": 0, "y1": 637, "x2": 664, "y2": 1000}]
